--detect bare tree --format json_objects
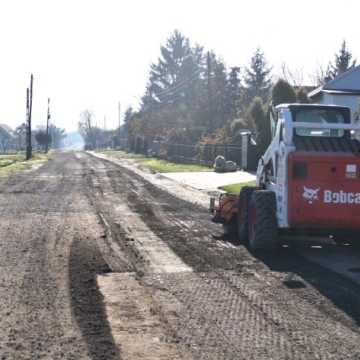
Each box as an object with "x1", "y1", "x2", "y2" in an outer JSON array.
[
  {"x1": 78, "y1": 110, "x2": 97, "y2": 149},
  {"x1": 15, "y1": 123, "x2": 27, "y2": 150},
  {"x1": 280, "y1": 63, "x2": 304, "y2": 87},
  {"x1": 311, "y1": 63, "x2": 332, "y2": 86}
]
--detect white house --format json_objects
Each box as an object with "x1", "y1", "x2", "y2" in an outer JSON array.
[{"x1": 308, "y1": 65, "x2": 360, "y2": 121}]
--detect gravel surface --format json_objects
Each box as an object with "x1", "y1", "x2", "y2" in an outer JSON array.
[{"x1": 1, "y1": 151, "x2": 360, "y2": 359}]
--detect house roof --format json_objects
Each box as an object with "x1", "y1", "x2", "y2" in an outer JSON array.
[{"x1": 309, "y1": 65, "x2": 360, "y2": 98}]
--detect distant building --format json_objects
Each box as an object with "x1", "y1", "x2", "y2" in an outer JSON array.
[{"x1": 308, "y1": 65, "x2": 360, "y2": 121}]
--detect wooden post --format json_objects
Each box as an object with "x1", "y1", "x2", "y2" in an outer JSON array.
[
  {"x1": 25, "y1": 88, "x2": 30, "y2": 159},
  {"x1": 45, "y1": 98, "x2": 50, "y2": 153},
  {"x1": 26, "y1": 74, "x2": 33, "y2": 160},
  {"x1": 206, "y1": 52, "x2": 213, "y2": 133},
  {"x1": 118, "y1": 102, "x2": 121, "y2": 147}
]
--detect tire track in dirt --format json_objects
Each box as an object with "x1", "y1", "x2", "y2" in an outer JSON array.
[
  {"x1": 80, "y1": 154, "x2": 192, "y2": 360},
  {"x1": 84, "y1": 152, "x2": 360, "y2": 360},
  {"x1": 0, "y1": 152, "x2": 122, "y2": 360}
]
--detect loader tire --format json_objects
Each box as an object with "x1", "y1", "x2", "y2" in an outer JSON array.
[
  {"x1": 223, "y1": 218, "x2": 237, "y2": 236},
  {"x1": 333, "y1": 232, "x2": 358, "y2": 247},
  {"x1": 237, "y1": 186, "x2": 256, "y2": 244},
  {"x1": 248, "y1": 190, "x2": 278, "y2": 252}
]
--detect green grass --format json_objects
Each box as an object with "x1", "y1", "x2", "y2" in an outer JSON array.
[
  {"x1": 98, "y1": 150, "x2": 211, "y2": 173},
  {"x1": 219, "y1": 181, "x2": 256, "y2": 194},
  {"x1": 140, "y1": 158, "x2": 211, "y2": 173},
  {"x1": 0, "y1": 152, "x2": 52, "y2": 178},
  {"x1": 98, "y1": 150, "x2": 148, "y2": 161},
  {"x1": 0, "y1": 153, "x2": 25, "y2": 167}
]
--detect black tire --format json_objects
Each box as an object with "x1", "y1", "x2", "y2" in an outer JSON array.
[
  {"x1": 333, "y1": 231, "x2": 356, "y2": 246},
  {"x1": 237, "y1": 186, "x2": 256, "y2": 244},
  {"x1": 248, "y1": 190, "x2": 278, "y2": 251},
  {"x1": 333, "y1": 237, "x2": 349, "y2": 246},
  {"x1": 223, "y1": 217, "x2": 237, "y2": 236}
]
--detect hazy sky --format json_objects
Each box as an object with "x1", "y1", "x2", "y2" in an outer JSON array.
[{"x1": 1, "y1": 0, "x2": 359, "y2": 131}]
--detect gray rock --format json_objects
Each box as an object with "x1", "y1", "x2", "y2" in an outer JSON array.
[
  {"x1": 214, "y1": 155, "x2": 226, "y2": 172},
  {"x1": 225, "y1": 160, "x2": 237, "y2": 172}
]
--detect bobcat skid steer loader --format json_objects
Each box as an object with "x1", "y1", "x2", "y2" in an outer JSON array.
[{"x1": 210, "y1": 104, "x2": 360, "y2": 251}]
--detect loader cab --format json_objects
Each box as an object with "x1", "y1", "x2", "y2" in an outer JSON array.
[
  {"x1": 261, "y1": 103, "x2": 359, "y2": 229},
  {"x1": 272, "y1": 104, "x2": 351, "y2": 147}
]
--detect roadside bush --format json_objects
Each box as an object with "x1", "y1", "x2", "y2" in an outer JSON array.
[
  {"x1": 297, "y1": 88, "x2": 310, "y2": 103},
  {"x1": 272, "y1": 79, "x2": 297, "y2": 106}
]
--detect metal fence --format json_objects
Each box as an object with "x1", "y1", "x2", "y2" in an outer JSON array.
[
  {"x1": 163, "y1": 143, "x2": 242, "y2": 165},
  {"x1": 126, "y1": 133, "x2": 259, "y2": 171},
  {"x1": 146, "y1": 138, "x2": 258, "y2": 171}
]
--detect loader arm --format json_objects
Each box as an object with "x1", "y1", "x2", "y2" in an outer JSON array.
[{"x1": 256, "y1": 110, "x2": 286, "y2": 187}]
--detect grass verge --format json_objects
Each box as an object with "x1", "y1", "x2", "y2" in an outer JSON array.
[
  {"x1": 98, "y1": 150, "x2": 211, "y2": 173},
  {"x1": 219, "y1": 181, "x2": 256, "y2": 194},
  {"x1": 0, "y1": 153, "x2": 25, "y2": 167},
  {"x1": 0, "y1": 152, "x2": 52, "y2": 178}
]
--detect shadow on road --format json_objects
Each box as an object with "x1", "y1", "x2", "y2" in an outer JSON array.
[
  {"x1": 69, "y1": 236, "x2": 122, "y2": 360},
  {"x1": 252, "y1": 243, "x2": 360, "y2": 327}
]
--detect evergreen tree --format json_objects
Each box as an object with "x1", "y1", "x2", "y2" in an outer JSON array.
[
  {"x1": 249, "y1": 97, "x2": 271, "y2": 155},
  {"x1": 140, "y1": 30, "x2": 206, "y2": 137},
  {"x1": 272, "y1": 79, "x2": 297, "y2": 107},
  {"x1": 331, "y1": 40, "x2": 356, "y2": 77},
  {"x1": 122, "y1": 106, "x2": 134, "y2": 136},
  {"x1": 123, "y1": 106, "x2": 134, "y2": 130},
  {"x1": 212, "y1": 58, "x2": 228, "y2": 129},
  {"x1": 149, "y1": 30, "x2": 202, "y2": 106},
  {"x1": 244, "y1": 48, "x2": 272, "y2": 104},
  {"x1": 320, "y1": 41, "x2": 356, "y2": 83},
  {"x1": 296, "y1": 88, "x2": 309, "y2": 103},
  {"x1": 226, "y1": 67, "x2": 242, "y2": 120},
  {"x1": 203, "y1": 51, "x2": 229, "y2": 132}
]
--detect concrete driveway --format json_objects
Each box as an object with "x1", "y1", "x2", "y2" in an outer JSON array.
[{"x1": 161, "y1": 170, "x2": 256, "y2": 191}]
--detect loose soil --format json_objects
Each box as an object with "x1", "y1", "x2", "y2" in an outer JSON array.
[{"x1": 1, "y1": 151, "x2": 360, "y2": 359}]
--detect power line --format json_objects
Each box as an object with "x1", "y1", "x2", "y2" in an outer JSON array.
[
  {"x1": 152, "y1": 73, "x2": 218, "y2": 103},
  {"x1": 151, "y1": 68, "x2": 203, "y2": 97}
]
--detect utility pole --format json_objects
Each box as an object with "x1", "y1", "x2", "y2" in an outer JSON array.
[
  {"x1": 26, "y1": 74, "x2": 34, "y2": 160},
  {"x1": 206, "y1": 52, "x2": 213, "y2": 133},
  {"x1": 118, "y1": 101, "x2": 121, "y2": 147},
  {"x1": 118, "y1": 102, "x2": 121, "y2": 131},
  {"x1": 25, "y1": 88, "x2": 30, "y2": 158},
  {"x1": 45, "y1": 98, "x2": 51, "y2": 153}
]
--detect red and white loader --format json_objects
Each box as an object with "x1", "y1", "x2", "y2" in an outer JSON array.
[{"x1": 210, "y1": 104, "x2": 360, "y2": 251}]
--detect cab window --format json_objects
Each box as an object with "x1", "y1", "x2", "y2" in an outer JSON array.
[{"x1": 294, "y1": 109, "x2": 346, "y2": 138}]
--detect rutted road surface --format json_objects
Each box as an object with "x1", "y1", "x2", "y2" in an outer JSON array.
[{"x1": 1, "y1": 152, "x2": 360, "y2": 359}]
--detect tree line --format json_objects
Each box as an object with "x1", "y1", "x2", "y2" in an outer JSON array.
[
  {"x1": 0, "y1": 123, "x2": 67, "y2": 153},
  {"x1": 79, "y1": 31, "x2": 357, "y2": 155}
]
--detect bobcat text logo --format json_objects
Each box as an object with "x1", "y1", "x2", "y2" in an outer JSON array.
[
  {"x1": 303, "y1": 186, "x2": 320, "y2": 204},
  {"x1": 324, "y1": 190, "x2": 360, "y2": 204},
  {"x1": 302, "y1": 187, "x2": 360, "y2": 204}
]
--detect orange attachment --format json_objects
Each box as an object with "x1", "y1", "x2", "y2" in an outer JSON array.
[{"x1": 217, "y1": 194, "x2": 239, "y2": 223}]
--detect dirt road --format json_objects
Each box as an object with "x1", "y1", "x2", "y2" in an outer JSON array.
[{"x1": 1, "y1": 151, "x2": 360, "y2": 359}]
